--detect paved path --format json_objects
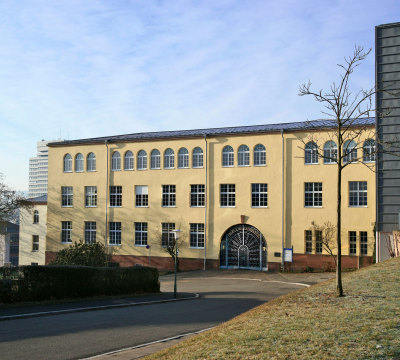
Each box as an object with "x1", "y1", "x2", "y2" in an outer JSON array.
[{"x1": 0, "y1": 270, "x2": 333, "y2": 360}]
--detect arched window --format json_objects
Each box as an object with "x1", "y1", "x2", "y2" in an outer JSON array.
[
  {"x1": 164, "y1": 148, "x2": 175, "y2": 169},
  {"x1": 305, "y1": 141, "x2": 318, "y2": 164},
  {"x1": 112, "y1": 151, "x2": 121, "y2": 171},
  {"x1": 254, "y1": 144, "x2": 266, "y2": 166},
  {"x1": 137, "y1": 150, "x2": 147, "y2": 170},
  {"x1": 33, "y1": 210, "x2": 39, "y2": 224},
  {"x1": 63, "y1": 154, "x2": 72, "y2": 172},
  {"x1": 343, "y1": 140, "x2": 357, "y2": 163},
  {"x1": 192, "y1": 147, "x2": 203, "y2": 168},
  {"x1": 150, "y1": 149, "x2": 160, "y2": 169},
  {"x1": 75, "y1": 153, "x2": 84, "y2": 172},
  {"x1": 178, "y1": 148, "x2": 189, "y2": 168},
  {"x1": 222, "y1": 146, "x2": 234, "y2": 167},
  {"x1": 363, "y1": 139, "x2": 376, "y2": 162},
  {"x1": 87, "y1": 153, "x2": 96, "y2": 171},
  {"x1": 238, "y1": 145, "x2": 250, "y2": 166},
  {"x1": 124, "y1": 151, "x2": 134, "y2": 170},
  {"x1": 323, "y1": 141, "x2": 337, "y2": 164}
]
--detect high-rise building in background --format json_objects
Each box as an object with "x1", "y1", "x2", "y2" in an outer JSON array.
[{"x1": 29, "y1": 140, "x2": 61, "y2": 198}]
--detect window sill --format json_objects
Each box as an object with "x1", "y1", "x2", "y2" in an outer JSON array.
[
  {"x1": 304, "y1": 206, "x2": 323, "y2": 208},
  {"x1": 124, "y1": 169, "x2": 134, "y2": 171},
  {"x1": 108, "y1": 244, "x2": 122, "y2": 246},
  {"x1": 87, "y1": 170, "x2": 97, "y2": 172},
  {"x1": 323, "y1": 162, "x2": 336, "y2": 165},
  {"x1": 162, "y1": 206, "x2": 177, "y2": 208},
  {"x1": 109, "y1": 206, "x2": 122, "y2": 208},
  {"x1": 164, "y1": 168, "x2": 175, "y2": 170},
  {"x1": 85, "y1": 206, "x2": 97, "y2": 208},
  {"x1": 31, "y1": 250, "x2": 39, "y2": 252},
  {"x1": 178, "y1": 167, "x2": 189, "y2": 169},
  {"x1": 251, "y1": 206, "x2": 268, "y2": 209},
  {"x1": 238, "y1": 165, "x2": 250, "y2": 167},
  {"x1": 190, "y1": 206, "x2": 205, "y2": 208},
  {"x1": 150, "y1": 167, "x2": 161, "y2": 170},
  {"x1": 254, "y1": 164, "x2": 267, "y2": 167},
  {"x1": 190, "y1": 247, "x2": 205, "y2": 249},
  {"x1": 136, "y1": 206, "x2": 149, "y2": 208},
  {"x1": 137, "y1": 168, "x2": 147, "y2": 171},
  {"x1": 62, "y1": 241, "x2": 72, "y2": 244},
  {"x1": 349, "y1": 206, "x2": 368, "y2": 208},
  {"x1": 192, "y1": 166, "x2": 204, "y2": 169},
  {"x1": 304, "y1": 163, "x2": 319, "y2": 165},
  {"x1": 75, "y1": 170, "x2": 84, "y2": 173},
  {"x1": 222, "y1": 165, "x2": 234, "y2": 168},
  {"x1": 135, "y1": 244, "x2": 148, "y2": 247},
  {"x1": 111, "y1": 170, "x2": 122, "y2": 172},
  {"x1": 63, "y1": 171, "x2": 72, "y2": 173},
  {"x1": 220, "y1": 206, "x2": 236, "y2": 208},
  {"x1": 61, "y1": 206, "x2": 73, "y2": 208}
]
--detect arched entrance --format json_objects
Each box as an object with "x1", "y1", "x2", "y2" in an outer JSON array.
[{"x1": 220, "y1": 224, "x2": 267, "y2": 270}]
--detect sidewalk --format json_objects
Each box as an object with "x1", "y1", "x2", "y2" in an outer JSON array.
[{"x1": 0, "y1": 292, "x2": 199, "y2": 321}]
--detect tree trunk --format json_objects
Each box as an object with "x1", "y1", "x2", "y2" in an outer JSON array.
[{"x1": 336, "y1": 164, "x2": 344, "y2": 297}]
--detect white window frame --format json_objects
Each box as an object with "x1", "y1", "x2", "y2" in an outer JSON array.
[
  {"x1": 33, "y1": 210, "x2": 39, "y2": 224},
  {"x1": 137, "y1": 150, "x2": 147, "y2": 170},
  {"x1": 315, "y1": 230, "x2": 322, "y2": 254},
  {"x1": 190, "y1": 184, "x2": 205, "y2": 207},
  {"x1": 161, "y1": 222, "x2": 175, "y2": 247},
  {"x1": 220, "y1": 184, "x2": 235, "y2": 207},
  {"x1": 222, "y1": 146, "x2": 234, "y2": 167},
  {"x1": 110, "y1": 186, "x2": 122, "y2": 207},
  {"x1": 178, "y1": 148, "x2": 189, "y2": 168},
  {"x1": 32, "y1": 235, "x2": 39, "y2": 251},
  {"x1": 162, "y1": 185, "x2": 176, "y2": 207},
  {"x1": 61, "y1": 221, "x2": 72, "y2": 243},
  {"x1": 85, "y1": 221, "x2": 96, "y2": 244},
  {"x1": 124, "y1": 151, "x2": 134, "y2": 170},
  {"x1": 109, "y1": 222, "x2": 122, "y2": 245},
  {"x1": 363, "y1": 139, "x2": 376, "y2": 162},
  {"x1": 305, "y1": 230, "x2": 313, "y2": 254},
  {"x1": 61, "y1": 186, "x2": 73, "y2": 207},
  {"x1": 190, "y1": 223, "x2": 205, "y2": 248},
  {"x1": 254, "y1": 144, "x2": 266, "y2": 166},
  {"x1": 112, "y1": 151, "x2": 121, "y2": 171},
  {"x1": 343, "y1": 140, "x2": 357, "y2": 163},
  {"x1": 323, "y1": 141, "x2": 337, "y2": 164},
  {"x1": 251, "y1": 183, "x2": 268, "y2": 208},
  {"x1": 164, "y1": 149, "x2": 175, "y2": 169},
  {"x1": 304, "y1": 182, "x2": 322, "y2": 207},
  {"x1": 360, "y1": 231, "x2": 368, "y2": 255},
  {"x1": 63, "y1": 154, "x2": 72, "y2": 172},
  {"x1": 75, "y1": 153, "x2": 84, "y2": 172},
  {"x1": 192, "y1": 147, "x2": 203, "y2": 168},
  {"x1": 135, "y1": 222, "x2": 148, "y2": 246},
  {"x1": 151, "y1": 149, "x2": 161, "y2": 169},
  {"x1": 349, "y1": 231, "x2": 357, "y2": 255},
  {"x1": 238, "y1": 145, "x2": 250, "y2": 166},
  {"x1": 87, "y1": 153, "x2": 96, "y2": 171},
  {"x1": 135, "y1": 185, "x2": 149, "y2": 207},
  {"x1": 349, "y1": 181, "x2": 367, "y2": 207},
  {"x1": 305, "y1": 142, "x2": 318, "y2": 164},
  {"x1": 85, "y1": 186, "x2": 97, "y2": 207}
]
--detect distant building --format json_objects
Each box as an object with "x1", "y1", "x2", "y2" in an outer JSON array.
[
  {"x1": 0, "y1": 222, "x2": 19, "y2": 267},
  {"x1": 29, "y1": 139, "x2": 62, "y2": 198},
  {"x1": 376, "y1": 22, "x2": 400, "y2": 261},
  {"x1": 19, "y1": 195, "x2": 47, "y2": 266}
]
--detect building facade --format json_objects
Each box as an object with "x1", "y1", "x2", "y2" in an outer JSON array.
[
  {"x1": 46, "y1": 119, "x2": 376, "y2": 271},
  {"x1": 29, "y1": 140, "x2": 62, "y2": 198},
  {"x1": 19, "y1": 195, "x2": 47, "y2": 265},
  {"x1": 376, "y1": 22, "x2": 400, "y2": 261}
]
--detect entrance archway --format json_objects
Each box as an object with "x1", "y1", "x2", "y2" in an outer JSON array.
[{"x1": 220, "y1": 224, "x2": 267, "y2": 270}]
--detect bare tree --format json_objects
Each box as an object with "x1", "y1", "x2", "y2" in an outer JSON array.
[
  {"x1": 383, "y1": 231, "x2": 400, "y2": 258},
  {"x1": 310, "y1": 221, "x2": 337, "y2": 268},
  {"x1": 298, "y1": 45, "x2": 393, "y2": 296}
]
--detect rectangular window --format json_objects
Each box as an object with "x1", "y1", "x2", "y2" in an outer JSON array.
[
  {"x1": 85, "y1": 186, "x2": 97, "y2": 207},
  {"x1": 135, "y1": 186, "x2": 149, "y2": 207},
  {"x1": 190, "y1": 185, "x2": 205, "y2": 207},
  {"x1": 349, "y1": 231, "x2": 357, "y2": 255},
  {"x1": 305, "y1": 230, "x2": 313, "y2": 253},
  {"x1": 85, "y1": 222, "x2": 96, "y2": 244},
  {"x1": 61, "y1": 221, "x2": 72, "y2": 243},
  {"x1": 360, "y1": 231, "x2": 368, "y2": 255},
  {"x1": 135, "y1": 222, "x2": 148, "y2": 246},
  {"x1": 349, "y1": 181, "x2": 367, "y2": 207},
  {"x1": 61, "y1": 186, "x2": 73, "y2": 207},
  {"x1": 110, "y1": 186, "x2": 122, "y2": 207},
  {"x1": 190, "y1": 223, "x2": 205, "y2": 248},
  {"x1": 32, "y1": 235, "x2": 39, "y2": 251},
  {"x1": 304, "y1": 182, "x2": 322, "y2": 207},
  {"x1": 162, "y1": 185, "x2": 176, "y2": 207},
  {"x1": 162, "y1": 222, "x2": 175, "y2": 247},
  {"x1": 315, "y1": 230, "x2": 323, "y2": 254},
  {"x1": 109, "y1": 222, "x2": 122, "y2": 245},
  {"x1": 220, "y1": 184, "x2": 235, "y2": 207},
  {"x1": 252, "y1": 183, "x2": 268, "y2": 207}
]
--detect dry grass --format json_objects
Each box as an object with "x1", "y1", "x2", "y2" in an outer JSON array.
[{"x1": 145, "y1": 257, "x2": 400, "y2": 359}]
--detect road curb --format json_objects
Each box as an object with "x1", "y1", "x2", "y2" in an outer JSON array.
[{"x1": 0, "y1": 293, "x2": 200, "y2": 322}]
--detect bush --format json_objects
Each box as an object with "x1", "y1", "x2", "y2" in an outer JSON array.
[
  {"x1": 51, "y1": 241, "x2": 109, "y2": 267},
  {"x1": 0, "y1": 265, "x2": 159, "y2": 303}
]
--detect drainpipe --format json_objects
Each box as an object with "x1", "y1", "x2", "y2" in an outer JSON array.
[
  {"x1": 204, "y1": 134, "x2": 208, "y2": 271},
  {"x1": 281, "y1": 129, "x2": 285, "y2": 272},
  {"x1": 105, "y1": 140, "x2": 109, "y2": 249}
]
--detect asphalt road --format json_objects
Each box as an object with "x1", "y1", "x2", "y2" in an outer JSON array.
[{"x1": 0, "y1": 271, "x2": 330, "y2": 360}]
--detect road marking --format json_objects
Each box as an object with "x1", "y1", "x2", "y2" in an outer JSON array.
[
  {"x1": 80, "y1": 326, "x2": 216, "y2": 360},
  {"x1": 0, "y1": 293, "x2": 200, "y2": 321}
]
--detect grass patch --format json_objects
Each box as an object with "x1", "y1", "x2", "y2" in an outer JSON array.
[{"x1": 145, "y1": 257, "x2": 400, "y2": 359}]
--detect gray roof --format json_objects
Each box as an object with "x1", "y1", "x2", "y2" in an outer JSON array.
[
  {"x1": 28, "y1": 195, "x2": 47, "y2": 203},
  {"x1": 49, "y1": 118, "x2": 375, "y2": 146}
]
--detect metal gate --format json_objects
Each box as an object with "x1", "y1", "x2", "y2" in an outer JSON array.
[{"x1": 220, "y1": 224, "x2": 267, "y2": 270}]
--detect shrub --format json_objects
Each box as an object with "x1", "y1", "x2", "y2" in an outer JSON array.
[{"x1": 0, "y1": 265, "x2": 159, "y2": 303}]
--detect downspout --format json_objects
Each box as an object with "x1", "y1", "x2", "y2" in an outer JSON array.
[
  {"x1": 204, "y1": 134, "x2": 208, "y2": 271},
  {"x1": 105, "y1": 140, "x2": 109, "y2": 249},
  {"x1": 281, "y1": 129, "x2": 285, "y2": 271},
  {"x1": 374, "y1": 25, "x2": 380, "y2": 263}
]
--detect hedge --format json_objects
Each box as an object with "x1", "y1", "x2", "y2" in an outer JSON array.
[{"x1": 0, "y1": 265, "x2": 160, "y2": 303}]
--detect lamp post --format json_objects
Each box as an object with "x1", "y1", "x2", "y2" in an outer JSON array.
[{"x1": 172, "y1": 229, "x2": 181, "y2": 298}]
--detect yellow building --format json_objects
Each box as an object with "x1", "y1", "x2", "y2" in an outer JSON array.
[{"x1": 46, "y1": 119, "x2": 376, "y2": 271}]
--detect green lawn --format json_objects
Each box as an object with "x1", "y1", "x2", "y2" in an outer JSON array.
[{"x1": 146, "y1": 257, "x2": 400, "y2": 359}]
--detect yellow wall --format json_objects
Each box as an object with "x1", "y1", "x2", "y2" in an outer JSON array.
[{"x1": 46, "y1": 128, "x2": 376, "y2": 264}]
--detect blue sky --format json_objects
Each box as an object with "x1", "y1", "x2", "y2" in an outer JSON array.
[{"x1": 0, "y1": 0, "x2": 398, "y2": 191}]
